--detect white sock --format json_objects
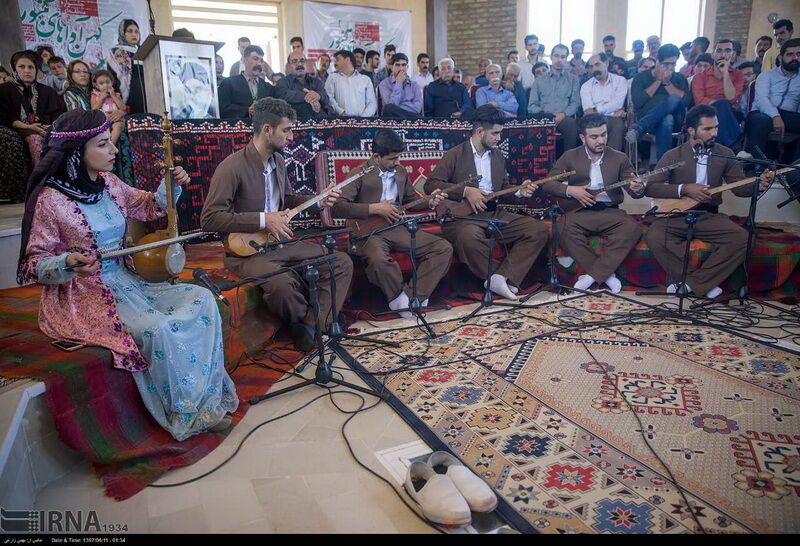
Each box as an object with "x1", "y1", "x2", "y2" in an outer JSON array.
[
  {"x1": 388, "y1": 292, "x2": 412, "y2": 319},
  {"x1": 573, "y1": 274, "x2": 595, "y2": 291},
  {"x1": 508, "y1": 284, "x2": 519, "y2": 294},
  {"x1": 421, "y1": 299, "x2": 429, "y2": 307},
  {"x1": 705, "y1": 286, "x2": 722, "y2": 299},
  {"x1": 604, "y1": 274, "x2": 622, "y2": 294},
  {"x1": 486, "y1": 273, "x2": 518, "y2": 300},
  {"x1": 667, "y1": 283, "x2": 691, "y2": 295}
]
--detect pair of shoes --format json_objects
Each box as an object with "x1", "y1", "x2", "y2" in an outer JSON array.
[
  {"x1": 573, "y1": 274, "x2": 595, "y2": 291},
  {"x1": 604, "y1": 274, "x2": 622, "y2": 294},
  {"x1": 405, "y1": 451, "x2": 498, "y2": 527},
  {"x1": 291, "y1": 322, "x2": 316, "y2": 353},
  {"x1": 209, "y1": 414, "x2": 232, "y2": 433}
]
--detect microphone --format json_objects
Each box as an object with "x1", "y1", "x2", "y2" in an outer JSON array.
[
  {"x1": 693, "y1": 144, "x2": 703, "y2": 159},
  {"x1": 193, "y1": 268, "x2": 229, "y2": 306},
  {"x1": 639, "y1": 205, "x2": 659, "y2": 220}
]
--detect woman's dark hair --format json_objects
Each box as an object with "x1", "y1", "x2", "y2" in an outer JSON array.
[
  {"x1": 11, "y1": 50, "x2": 40, "y2": 71},
  {"x1": 35, "y1": 45, "x2": 54, "y2": 59},
  {"x1": 372, "y1": 129, "x2": 405, "y2": 156},
  {"x1": 92, "y1": 69, "x2": 118, "y2": 91}
]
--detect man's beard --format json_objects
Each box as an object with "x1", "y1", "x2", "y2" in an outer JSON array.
[
  {"x1": 783, "y1": 60, "x2": 800, "y2": 72},
  {"x1": 589, "y1": 143, "x2": 605, "y2": 154},
  {"x1": 481, "y1": 136, "x2": 496, "y2": 150}
]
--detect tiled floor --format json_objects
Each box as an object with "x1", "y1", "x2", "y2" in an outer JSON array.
[{"x1": 31, "y1": 292, "x2": 800, "y2": 533}]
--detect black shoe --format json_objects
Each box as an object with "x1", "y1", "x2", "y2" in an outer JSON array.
[{"x1": 291, "y1": 322, "x2": 316, "y2": 353}]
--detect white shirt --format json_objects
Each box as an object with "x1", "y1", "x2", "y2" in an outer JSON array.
[
  {"x1": 677, "y1": 148, "x2": 709, "y2": 197},
  {"x1": 586, "y1": 147, "x2": 611, "y2": 203},
  {"x1": 379, "y1": 169, "x2": 399, "y2": 202},
  {"x1": 580, "y1": 73, "x2": 628, "y2": 115},
  {"x1": 518, "y1": 60, "x2": 536, "y2": 91},
  {"x1": 412, "y1": 72, "x2": 434, "y2": 89},
  {"x1": 258, "y1": 156, "x2": 280, "y2": 229},
  {"x1": 324, "y1": 70, "x2": 377, "y2": 117},
  {"x1": 471, "y1": 139, "x2": 494, "y2": 194}
]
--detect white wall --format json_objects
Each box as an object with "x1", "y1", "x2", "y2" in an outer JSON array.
[{"x1": 746, "y1": 0, "x2": 800, "y2": 59}]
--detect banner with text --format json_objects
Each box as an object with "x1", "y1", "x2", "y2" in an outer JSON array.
[
  {"x1": 17, "y1": 0, "x2": 149, "y2": 69},
  {"x1": 302, "y1": 1, "x2": 411, "y2": 65}
]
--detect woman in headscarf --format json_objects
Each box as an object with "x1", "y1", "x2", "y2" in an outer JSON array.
[
  {"x1": 62, "y1": 60, "x2": 92, "y2": 111},
  {"x1": 0, "y1": 50, "x2": 66, "y2": 167},
  {"x1": 18, "y1": 109, "x2": 238, "y2": 440},
  {"x1": 106, "y1": 19, "x2": 140, "y2": 105}
]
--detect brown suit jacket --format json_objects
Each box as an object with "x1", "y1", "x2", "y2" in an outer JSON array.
[
  {"x1": 200, "y1": 141, "x2": 310, "y2": 234},
  {"x1": 644, "y1": 142, "x2": 750, "y2": 206},
  {"x1": 544, "y1": 145, "x2": 637, "y2": 205},
  {"x1": 330, "y1": 158, "x2": 424, "y2": 219},
  {"x1": 424, "y1": 140, "x2": 523, "y2": 205}
]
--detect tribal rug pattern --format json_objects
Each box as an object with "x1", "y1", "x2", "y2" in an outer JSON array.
[
  {"x1": 118, "y1": 115, "x2": 555, "y2": 232},
  {"x1": 345, "y1": 294, "x2": 800, "y2": 533}
]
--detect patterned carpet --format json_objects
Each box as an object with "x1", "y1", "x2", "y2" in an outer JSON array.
[{"x1": 343, "y1": 294, "x2": 800, "y2": 534}]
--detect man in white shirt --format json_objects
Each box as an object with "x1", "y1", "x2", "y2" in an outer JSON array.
[
  {"x1": 412, "y1": 53, "x2": 434, "y2": 89},
  {"x1": 580, "y1": 53, "x2": 628, "y2": 150},
  {"x1": 518, "y1": 34, "x2": 540, "y2": 91},
  {"x1": 324, "y1": 50, "x2": 377, "y2": 117}
]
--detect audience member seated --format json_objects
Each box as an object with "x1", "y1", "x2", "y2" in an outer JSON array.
[
  {"x1": 737, "y1": 61, "x2": 757, "y2": 116},
  {"x1": 602, "y1": 35, "x2": 627, "y2": 73},
  {"x1": 376, "y1": 45, "x2": 397, "y2": 84},
  {"x1": 753, "y1": 35, "x2": 773, "y2": 74},
  {"x1": 0, "y1": 50, "x2": 65, "y2": 168},
  {"x1": 507, "y1": 50, "x2": 520, "y2": 63},
  {"x1": 682, "y1": 37, "x2": 710, "y2": 77},
  {"x1": 762, "y1": 19, "x2": 793, "y2": 73},
  {"x1": 218, "y1": 45, "x2": 275, "y2": 119},
  {"x1": 745, "y1": 39, "x2": 800, "y2": 160},
  {"x1": 412, "y1": 53, "x2": 435, "y2": 89},
  {"x1": 475, "y1": 64, "x2": 518, "y2": 117},
  {"x1": 353, "y1": 48, "x2": 366, "y2": 72},
  {"x1": 474, "y1": 58, "x2": 491, "y2": 86},
  {"x1": 502, "y1": 63, "x2": 528, "y2": 118},
  {"x1": 519, "y1": 34, "x2": 541, "y2": 90},
  {"x1": 528, "y1": 44, "x2": 581, "y2": 150},
  {"x1": 378, "y1": 53, "x2": 422, "y2": 119},
  {"x1": 361, "y1": 50, "x2": 380, "y2": 87},
  {"x1": 688, "y1": 53, "x2": 713, "y2": 86},
  {"x1": 276, "y1": 50, "x2": 330, "y2": 121},
  {"x1": 47, "y1": 56, "x2": 67, "y2": 93},
  {"x1": 627, "y1": 44, "x2": 691, "y2": 160},
  {"x1": 731, "y1": 41, "x2": 743, "y2": 67},
  {"x1": 646, "y1": 35, "x2": 661, "y2": 59},
  {"x1": 580, "y1": 52, "x2": 628, "y2": 150},
  {"x1": 215, "y1": 54, "x2": 226, "y2": 87},
  {"x1": 610, "y1": 58, "x2": 628, "y2": 79},
  {"x1": 626, "y1": 40, "x2": 645, "y2": 78},
  {"x1": 63, "y1": 60, "x2": 92, "y2": 111},
  {"x1": 325, "y1": 50, "x2": 377, "y2": 117},
  {"x1": 34, "y1": 45, "x2": 58, "y2": 89},
  {"x1": 91, "y1": 70, "x2": 126, "y2": 144},
  {"x1": 316, "y1": 53, "x2": 331, "y2": 84},
  {"x1": 691, "y1": 39, "x2": 745, "y2": 147},
  {"x1": 533, "y1": 62, "x2": 549, "y2": 78},
  {"x1": 424, "y1": 58, "x2": 473, "y2": 118},
  {"x1": 569, "y1": 39, "x2": 587, "y2": 79}
]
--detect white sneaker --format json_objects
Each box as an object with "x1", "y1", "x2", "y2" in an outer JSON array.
[
  {"x1": 404, "y1": 461, "x2": 472, "y2": 527},
  {"x1": 428, "y1": 451, "x2": 498, "y2": 513},
  {"x1": 389, "y1": 291, "x2": 412, "y2": 319},
  {"x1": 604, "y1": 274, "x2": 622, "y2": 294},
  {"x1": 573, "y1": 274, "x2": 595, "y2": 291},
  {"x1": 705, "y1": 286, "x2": 722, "y2": 299},
  {"x1": 485, "y1": 273, "x2": 518, "y2": 300}
]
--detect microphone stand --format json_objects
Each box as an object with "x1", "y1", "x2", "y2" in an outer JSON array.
[
  {"x1": 200, "y1": 254, "x2": 387, "y2": 405},
  {"x1": 636, "y1": 210, "x2": 708, "y2": 316},
  {"x1": 351, "y1": 216, "x2": 451, "y2": 339},
  {"x1": 518, "y1": 204, "x2": 594, "y2": 303}
]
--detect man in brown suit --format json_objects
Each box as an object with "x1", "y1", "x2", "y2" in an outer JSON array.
[
  {"x1": 544, "y1": 113, "x2": 645, "y2": 293},
  {"x1": 201, "y1": 97, "x2": 353, "y2": 352},
  {"x1": 424, "y1": 104, "x2": 548, "y2": 299},
  {"x1": 331, "y1": 129, "x2": 452, "y2": 318},
  {"x1": 644, "y1": 104, "x2": 771, "y2": 299}
]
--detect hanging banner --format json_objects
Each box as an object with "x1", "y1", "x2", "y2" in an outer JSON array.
[
  {"x1": 17, "y1": 0, "x2": 149, "y2": 69},
  {"x1": 303, "y1": 1, "x2": 412, "y2": 64}
]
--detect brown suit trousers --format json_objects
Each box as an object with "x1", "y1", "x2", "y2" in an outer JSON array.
[
  {"x1": 441, "y1": 210, "x2": 548, "y2": 287},
  {"x1": 356, "y1": 227, "x2": 453, "y2": 301},
  {"x1": 224, "y1": 242, "x2": 353, "y2": 328},
  {"x1": 644, "y1": 213, "x2": 748, "y2": 295}
]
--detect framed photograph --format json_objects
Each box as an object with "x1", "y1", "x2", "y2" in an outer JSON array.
[{"x1": 152, "y1": 39, "x2": 219, "y2": 120}]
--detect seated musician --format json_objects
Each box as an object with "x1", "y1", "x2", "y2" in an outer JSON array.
[
  {"x1": 543, "y1": 113, "x2": 645, "y2": 293},
  {"x1": 18, "y1": 109, "x2": 238, "y2": 440},
  {"x1": 201, "y1": 98, "x2": 353, "y2": 352},
  {"x1": 424, "y1": 104, "x2": 548, "y2": 299},
  {"x1": 330, "y1": 129, "x2": 452, "y2": 318},
  {"x1": 644, "y1": 104, "x2": 771, "y2": 299}
]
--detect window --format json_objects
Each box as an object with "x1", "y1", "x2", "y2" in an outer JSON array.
[
  {"x1": 527, "y1": 0, "x2": 596, "y2": 59},
  {"x1": 626, "y1": 0, "x2": 705, "y2": 55},
  {"x1": 170, "y1": 0, "x2": 281, "y2": 78}
]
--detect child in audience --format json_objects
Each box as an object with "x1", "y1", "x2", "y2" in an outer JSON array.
[
  {"x1": 47, "y1": 56, "x2": 68, "y2": 93},
  {"x1": 91, "y1": 70, "x2": 126, "y2": 143}
]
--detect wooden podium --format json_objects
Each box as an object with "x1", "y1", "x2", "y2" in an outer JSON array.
[{"x1": 134, "y1": 35, "x2": 224, "y2": 120}]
